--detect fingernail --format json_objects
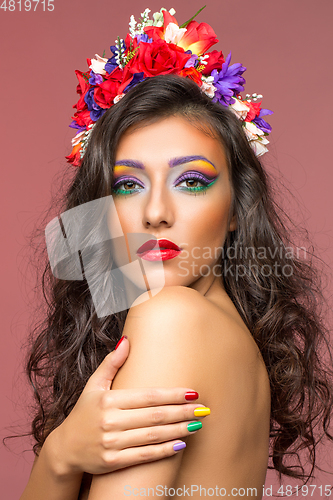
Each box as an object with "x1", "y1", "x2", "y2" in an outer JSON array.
[
  {"x1": 173, "y1": 441, "x2": 186, "y2": 452},
  {"x1": 185, "y1": 391, "x2": 199, "y2": 401},
  {"x1": 115, "y1": 336, "x2": 128, "y2": 350},
  {"x1": 187, "y1": 421, "x2": 202, "y2": 432},
  {"x1": 194, "y1": 407, "x2": 210, "y2": 417}
]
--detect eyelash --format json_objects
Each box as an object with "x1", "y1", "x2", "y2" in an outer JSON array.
[{"x1": 111, "y1": 172, "x2": 217, "y2": 196}]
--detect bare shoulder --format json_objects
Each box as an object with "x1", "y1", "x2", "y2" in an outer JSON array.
[
  {"x1": 127, "y1": 286, "x2": 256, "y2": 359},
  {"x1": 114, "y1": 285, "x2": 267, "y2": 392},
  {"x1": 129, "y1": 284, "x2": 209, "y2": 316},
  {"x1": 128, "y1": 285, "x2": 262, "y2": 363}
]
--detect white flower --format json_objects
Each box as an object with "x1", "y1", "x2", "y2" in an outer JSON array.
[
  {"x1": 113, "y1": 93, "x2": 125, "y2": 104},
  {"x1": 164, "y1": 22, "x2": 187, "y2": 44},
  {"x1": 198, "y1": 54, "x2": 209, "y2": 66},
  {"x1": 249, "y1": 139, "x2": 269, "y2": 157},
  {"x1": 229, "y1": 98, "x2": 250, "y2": 121},
  {"x1": 71, "y1": 130, "x2": 85, "y2": 147},
  {"x1": 201, "y1": 81, "x2": 216, "y2": 98},
  {"x1": 129, "y1": 15, "x2": 137, "y2": 37},
  {"x1": 244, "y1": 121, "x2": 264, "y2": 139},
  {"x1": 89, "y1": 54, "x2": 108, "y2": 75},
  {"x1": 243, "y1": 122, "x2": 269, "y2": 157},
  {"x1": 152, "y1": 11, "x2": 164, "y2": 26},
  {"x1": 152, "y1": 7, "x2": 176, "y2": 26}
]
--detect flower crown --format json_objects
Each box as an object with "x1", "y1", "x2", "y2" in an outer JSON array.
[{"x1": 66, "y1": 6, "x2": 273, "y2": 167}]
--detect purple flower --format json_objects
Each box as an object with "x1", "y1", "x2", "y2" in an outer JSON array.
[
  {"x1": 135, "y1": 33, "x2": 153, "y2": 43},
  {"x1": 124, "y1": 72, "x2": 145, "y2": 92},
  {"x1": 105, "y1": 55, "x2": 118, "y2": 74},
  {"x1": 184, "y1": 53, "x2": 198, "y2": 68},
  {"x1": 84, "y1": 88, "x2": 105, "y2": 121},
  {"x1": 89, "y1": 71, "x2": 103, "y2": 86},
  {"x1": 106, "y1": 40, "x2": 127, "y2": 74},
  {"x1": 253, "y1": 109, "x2": 273, "y2": 134},
  {"x1": 211, "y1": 52, "x2": 246, "y2": 106},
  {"x1": 69, "y1": 120, "x2": 85, "y2": 132}
]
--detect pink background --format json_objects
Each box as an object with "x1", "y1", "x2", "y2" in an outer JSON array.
[{"x1": 1, "y1": 0, "x2": 333, "y2": 497}]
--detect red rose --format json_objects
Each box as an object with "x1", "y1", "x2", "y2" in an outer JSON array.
[
  {"x1": 94, "y1": 67, "x2": 123, "y2": 108},
  {"x1": 202, "y1": 50, "x2": 225, "y2": 75},
  {"x1": 74, "y1": 69, "x2": 90, "y2": 112},
  {"x1": 72, "y1": 109, "x2": 93, "y2": 128},
  {"x1": 144, "y1": 25, "x2": 164, "y2": 41},
  {"x1": 177, "y1": 20, "x2": 218, "y2": 55},
  {"x1": 116, "y1": 65, "x2": 138, "y2": 94},
  {"x1": 244, "y1": 101, "x2": 262, "y2": 122},
  {"x1": 129, "y1": 39, "x2": 191, "y2": 77}
]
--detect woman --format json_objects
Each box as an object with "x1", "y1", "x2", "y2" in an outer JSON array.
[{"x1": 20, "y1": 6, "x2": 333, "y2": 500}]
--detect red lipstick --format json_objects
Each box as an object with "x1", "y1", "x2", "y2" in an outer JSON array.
[{"x1": 136, "y1": 239, "x2": 181, "y2": 261}]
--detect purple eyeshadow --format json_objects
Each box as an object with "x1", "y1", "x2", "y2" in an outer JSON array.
[
  {"x1": 173, "y1": 170, "x2": 217, "y2": 186},
  {"x1": 112, "y1": 176, "x2": 144, "y2": 189}
]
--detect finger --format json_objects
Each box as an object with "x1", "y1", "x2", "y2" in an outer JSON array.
[
  {"x1": 106, "y1": 420, "x2": 203, "y2": 450},
  {"x1": 85, "y1": 338, "x2": 130, "y2": 392},
  {"x1": 102, "y1": 404, "x2": 210, "y2": 432},
  {"x1": 101, "y1": 387, "x2": 200, "y2": 409},
  {"x1": 102, "y1": 439, "x2": 189, "y2": 472}
]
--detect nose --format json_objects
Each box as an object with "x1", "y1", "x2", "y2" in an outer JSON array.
[{"x1": 142, "y1": 183, "x2": 174, "y2": 229}]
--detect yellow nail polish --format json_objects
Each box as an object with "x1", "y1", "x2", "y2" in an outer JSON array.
[{"x1": 194, "y1": 407, "x2": 210, "y2": 417}]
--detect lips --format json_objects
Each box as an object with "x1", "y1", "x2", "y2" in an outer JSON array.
[{"x1": 137, "y1": 239, "x2": 181, "y2": 255}]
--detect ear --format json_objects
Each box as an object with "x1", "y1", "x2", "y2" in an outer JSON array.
[{"x1": 228, "y1": 213, "x2": 237, "y2": 232}]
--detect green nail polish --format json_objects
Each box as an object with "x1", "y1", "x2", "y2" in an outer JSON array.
[{"x1": 187, "y1": 421, "x2": 202, "y2": 432}]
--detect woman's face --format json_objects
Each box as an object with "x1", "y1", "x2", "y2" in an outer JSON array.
[{"x1": 108, "y1": 115, "x2": 237, "y2": 294}]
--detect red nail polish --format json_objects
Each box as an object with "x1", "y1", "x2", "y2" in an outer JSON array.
[
  {"x1": 115, "y1": 336, "x2": 127, "y2": 350},
  {"x1": 185, "y1": 391, "x2": 199, "y2": 401}
]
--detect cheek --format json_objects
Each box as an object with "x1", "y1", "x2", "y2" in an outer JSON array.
[
  {"x1": 185, "y1": 193, "x2": 232, "y2": 246},
  {"x1": 108, "y1": 200, "x2": 138, "y2": 235}
]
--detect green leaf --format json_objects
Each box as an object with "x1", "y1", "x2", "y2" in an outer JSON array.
[
  {"x1": 102, "y1": 49, "x2": 106, "y2": 58},
  {"x1": 179, "y1": 5, "x2": 206, "y2": 28}
]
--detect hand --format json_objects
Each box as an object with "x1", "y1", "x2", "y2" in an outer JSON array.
[{"x1": 45, "y1": 336, "x2": 210, "y2": 477}]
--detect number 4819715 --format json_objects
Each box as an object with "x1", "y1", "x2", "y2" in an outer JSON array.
[{"x1": 0, "y1": 0, "x2": 54, "y2": 11}]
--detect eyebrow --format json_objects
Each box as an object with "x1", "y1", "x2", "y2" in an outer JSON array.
[{"x1": 114, "y1": 155, "x2": 217, "y2": 170}]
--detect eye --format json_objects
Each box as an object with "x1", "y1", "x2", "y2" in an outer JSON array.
[
  {"x1": 111, "y1": 177, "x2": 144, "y2": 195},
  {"x1": 175, "y1": 171, "x2": 217, "y2": 193}
]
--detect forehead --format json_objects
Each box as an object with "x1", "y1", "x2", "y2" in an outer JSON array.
[{"x1": 115, "y1": 115, "x2": 227, "y2": 168}]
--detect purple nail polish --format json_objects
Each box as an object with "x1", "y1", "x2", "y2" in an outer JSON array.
[{"x1": 173, "y1": 441, "x2": 186, "y2": 452}]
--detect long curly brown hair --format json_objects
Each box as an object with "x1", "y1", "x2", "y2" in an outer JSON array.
[{"x1": 14, "y1": 75, "x2": 333, "y2": 485}]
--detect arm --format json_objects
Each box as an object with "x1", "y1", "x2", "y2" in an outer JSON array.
[
  {"x1": 88, "y1": 285, "x2": 271, "y2": 500},
  {"x1": 19, "y1": 434, "x2": 84, "y2": 500},
  {"x1": 20, "y1": 333, "x2": 207, "y2": 500},
  {"x1": 88, "y1": 286, "x2": 212, "y2": 499}
]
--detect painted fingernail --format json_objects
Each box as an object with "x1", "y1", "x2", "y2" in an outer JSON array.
[
  {"x1": 115, "y1": 336, "x2": 128, "y2": 350},
  {"x1": 194, "y1": 407, "x2": 210, "y2": 417},
  {"x1": 185, "y1": 391, "x2": 199, "y2": 401},
  {"x1": 187, "y1": 421, "x2": 202, "y2": 432},
  {"x1": 173, "y1": 441, "x2": 186, "y2": 452}
]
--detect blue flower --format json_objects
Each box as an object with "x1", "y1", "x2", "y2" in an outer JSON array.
[
  {"x1": 84, "y1": 88, "x2": 105, "y2": 121},
  {"x1": 89, "y1": 71, "x2": 103, "y2": 86},
  {"x1": 124, "y1": 72, "x2": 146, "y2": 92},
  {"x1": 211, "y1": 52, "x2": 246, "y2": 106},
  {"x1": 106, "y1": 40, "x2": 127, "y2": 73},
  {"x1": 105, "y1": 55, "x2": 118, "y2": 74}
]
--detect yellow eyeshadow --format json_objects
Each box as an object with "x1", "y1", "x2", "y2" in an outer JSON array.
[
  {"x1": 113, "y1": 165, "x2": 133, "y2": 175},
  {"x1": 191, "y1": 160, "x2": 217, "y2": 176}
]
